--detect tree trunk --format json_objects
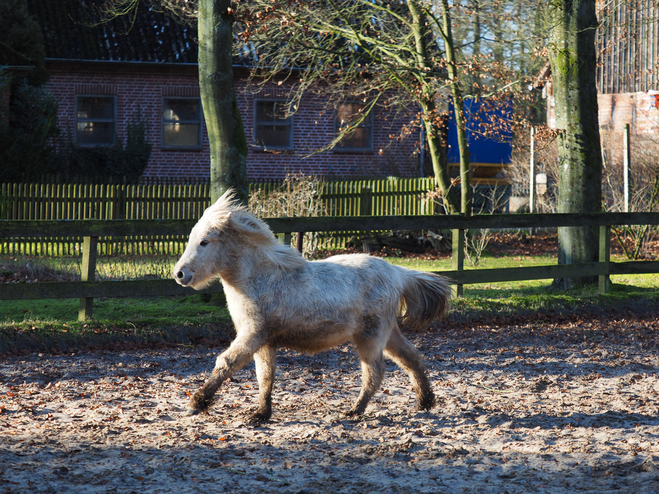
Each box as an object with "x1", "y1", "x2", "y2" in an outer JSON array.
[
  {"x1": 437, "y1": 0, "x2": 471, "y2": 216},
  {"x1": 422, "y1": 103, "x2": 460, "y2": 215},
  {"x1": 548, "y1": 0, "x2": 602, "y2": 289},
  {"x1": 408, "y1": 0, "x2": 461, "y2": 215},
  {"x1": 198, "y1": 0, "x2": 248, "y2": 203}
]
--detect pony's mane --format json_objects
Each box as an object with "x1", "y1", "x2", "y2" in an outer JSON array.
[
  {"x1": 204, "y1": 189, "x2": 305, "y2": 271},
  {"x1": 204, "y1": 189, "x2": 247, "y2": 226}
]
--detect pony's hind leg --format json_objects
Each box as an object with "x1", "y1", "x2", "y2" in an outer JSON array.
[
  {"x1": 251, "y1": 344, "x2": 277, "y2": 423},
  {"x1": 187, "y1": 334, "x2": 262, "y2": 415},
  {"x1": 347, "y1": 335, "x2": 386, "y2": 416},
  {"x1": 384, "y1": 326, "x2": 435, "y2": 411}
]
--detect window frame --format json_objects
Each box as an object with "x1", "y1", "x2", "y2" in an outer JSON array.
[
  {"x1": 333, "y1": 101, "x2": 374, "y2": 152},
  {"x1": 161, "y1": 97, "x2": 203, "y2": 150},
  {"x1": 75, "y1": 95, "x2": 117, "y2": 147},
  {"x1": 253, "y1": 99, "x2": 294, "y2": 151}
]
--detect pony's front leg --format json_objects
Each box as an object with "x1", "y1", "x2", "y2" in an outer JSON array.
[
  {"x1": 251, "y1": 344, "x2": 277, "y2": 423},
  {"x1": 186, "y1": 334, "x2": 263, "y2": 415}
]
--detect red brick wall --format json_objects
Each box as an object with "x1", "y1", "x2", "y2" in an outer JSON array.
[
  {"x1": 45, "y1": 61, "x2": 421, "y2": 181},
  {"x1": 545, "y1": 83, "x2": 659, "y2": 135}
]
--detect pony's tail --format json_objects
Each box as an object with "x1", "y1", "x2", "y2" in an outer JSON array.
[{"x1": 400, "y1": 271, "x2": 451, "y2": 331}]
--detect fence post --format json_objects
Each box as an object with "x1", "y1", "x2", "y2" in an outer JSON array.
[
  {"x1": 79, "y1": 235, "x2": 98, "y2": 321},
  {"x1": 296, "y1": 232, "x2": 305, "y2": 253},
  {"x1": 598, "y1": 225, "x2": 611, "y2": 294},
  {"x1": 623, "y1": 123, "x2": 630, "y2": 213},
  {"x1": 452, "y1": 229, "x2": 464, "y2": 297},
  {"x1": 360, "y1": 186, "x2": 372, "y2": 216}
]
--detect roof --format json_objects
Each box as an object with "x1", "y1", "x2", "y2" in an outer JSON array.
[
  {"x1": 26, "y1": 0, "x2": 198, "y2": 64},
  {"x1": 531, "y1": 60, "x2": 551, "y2": 90}
]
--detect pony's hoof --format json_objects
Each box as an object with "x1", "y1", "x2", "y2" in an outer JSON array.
[
  {"x1": 185, "y1": 407, "x2": 200, "y2": 416},
  {"x1": 248, "y1": 413, "x2": 269, "y2": 425},
  {"x1": 417, "y1": 397, "x2": 436, "y2": 412}
]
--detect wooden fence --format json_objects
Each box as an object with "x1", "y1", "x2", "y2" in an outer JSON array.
[
  {"x1": 0, "y1": 182, "x2": 211, "y2": 256},
  {"x1": 0, "y1": 178, "x2": 444, "y2": 255},
  {"x1": 1, "y1": 212, "x2": 658, "y2": 320}
]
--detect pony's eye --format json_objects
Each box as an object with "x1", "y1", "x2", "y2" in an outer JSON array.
[{"x1": 200, "y1": 239, "x2": 210, "y2": 247}]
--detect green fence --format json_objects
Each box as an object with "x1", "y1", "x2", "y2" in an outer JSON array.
[
  {"x1": 0, "y1": 182, "x2": 212, "y2": 256},
  {"x1": 0, "y1": 178, "x2": 438, "y2": 255}
]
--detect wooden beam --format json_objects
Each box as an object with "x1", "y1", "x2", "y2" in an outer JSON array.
[
  {"x1": 0, "y1": 279, "x2": 223, "y2": 301},
  {"x1": 433, "y1": 262, "x2": 609, "y2": 285},
  {"x1": 3, "y1": 212, "x2": 659, "y2": 238}
]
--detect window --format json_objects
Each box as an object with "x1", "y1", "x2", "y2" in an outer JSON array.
[
  {"x1": 163, "y1": 98, "x2": 202, "y2": 148},
  {"x1": 335, "y1": 102, "x2": 373, "y2": 151},
  {"x1": 76, "y1": 96, "x2": 116, "y2": 146},
  {"x1": 254, "y1": 100, "x2": 293, "y2": 149}
]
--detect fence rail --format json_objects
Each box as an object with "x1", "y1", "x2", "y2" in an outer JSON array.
[{"x1": 2, "y1": 212, "x2": 659, "y2": 321}]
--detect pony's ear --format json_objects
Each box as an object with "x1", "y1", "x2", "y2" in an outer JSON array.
[{"x1": 227, "y1": 211, "x2": 272, "y2": 240}]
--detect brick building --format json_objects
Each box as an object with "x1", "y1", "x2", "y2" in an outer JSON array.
[{"x1": 28, "y1": 0, "x2": 421, "y2": 181}]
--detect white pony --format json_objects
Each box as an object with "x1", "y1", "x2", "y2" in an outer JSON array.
[{"x1": 174, "y1": 190, "x2": 450, "y2": 421}]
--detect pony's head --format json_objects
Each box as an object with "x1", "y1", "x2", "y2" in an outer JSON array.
[{"x1": 173, "y1": 189, "x2": 279, "y2": 289}]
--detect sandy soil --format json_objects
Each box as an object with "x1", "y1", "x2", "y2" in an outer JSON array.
[{"x1": 2, "y1": 316, "x2": 659, "y2": 493}]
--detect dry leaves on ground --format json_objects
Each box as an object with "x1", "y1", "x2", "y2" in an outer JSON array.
[{"x1": 1, "y1": 316, "x2": 659, "y2": 493}]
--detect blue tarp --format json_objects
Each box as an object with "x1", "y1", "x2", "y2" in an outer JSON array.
[{"x1": 446, "y1": 98, "x2": 512, "y2": 165}]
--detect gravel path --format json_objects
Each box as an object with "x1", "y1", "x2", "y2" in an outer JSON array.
[{"x1": 2, "y1": 316, "x2": 659, "y2": 493}]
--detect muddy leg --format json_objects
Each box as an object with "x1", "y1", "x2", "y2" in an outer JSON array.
[
  {"x1": 186, "y1": 335, "x2": 262, "y2": 415},
  {"x1": 251, "y1": 344, "x2": 277, "y2": 423},
  {"x1": 384, "y1": 326, "x2": 435, "y2": 411},
  {"x1": 347, "y1": 336, "x2": 386, "y2": 416}
]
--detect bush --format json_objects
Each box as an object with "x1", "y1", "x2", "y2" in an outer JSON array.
[
  {"x1": 600, "y1": 125, "x2": 659, "y2": 259},
  {"x1": 0, "y1": 78, "x2": 59, "y2": 182},
  {"x1": 249, "y1": 174, "x2": 327, "y2": 255},
  {"x1": 506, "y1": 126, "x2": 559, "y2": 213}
]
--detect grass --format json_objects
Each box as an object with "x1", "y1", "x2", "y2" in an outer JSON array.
[{"x1": 1, "y1": 251, "x2": 657, "y2": 354}]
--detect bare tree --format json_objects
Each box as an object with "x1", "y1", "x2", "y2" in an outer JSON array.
[
  {"x1": 239, "y1": 0, "x2": 545, "y2": 215},
  {"x1": 238, "y1": 0, "x2": 523, "y2": 214}
]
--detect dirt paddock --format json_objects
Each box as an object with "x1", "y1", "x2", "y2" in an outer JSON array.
[{"x1": 2, "y1": 316, "x2": 659, "y2": 493}]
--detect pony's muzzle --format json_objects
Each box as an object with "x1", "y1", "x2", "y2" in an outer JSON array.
[{"x1": 174, "y1": 267, "x2": 194, "y2": 287}]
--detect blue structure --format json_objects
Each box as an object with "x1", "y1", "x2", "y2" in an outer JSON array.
[{"x1": 446, "y1": 98, "x2": 513, "y2": 168}]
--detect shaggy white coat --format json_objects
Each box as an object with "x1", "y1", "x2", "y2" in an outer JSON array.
[{"x1": 174, "y1": 190, "x2": 451, "y2": 420}]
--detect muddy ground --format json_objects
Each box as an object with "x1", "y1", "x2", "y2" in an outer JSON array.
[{"x1": 2, "y1": 315, "x2": 659, "y2": 493}]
